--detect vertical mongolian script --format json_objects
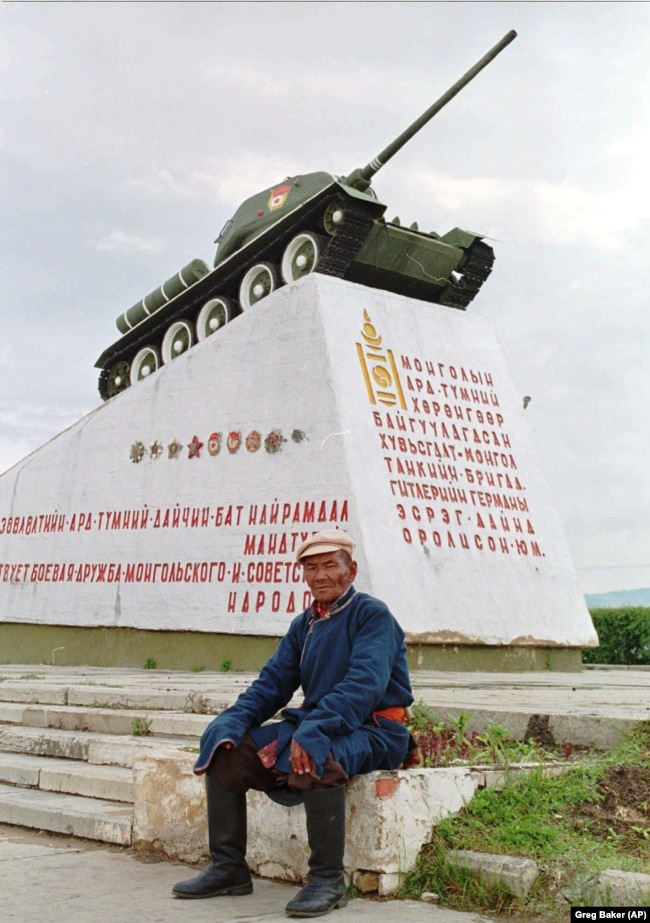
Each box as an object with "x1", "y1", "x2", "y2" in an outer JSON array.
[{"x1": 356, "y1": 312, "x2": 544, "y2": 559}]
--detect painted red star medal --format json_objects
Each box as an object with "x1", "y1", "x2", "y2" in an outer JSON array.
[{"x1": 187, "y1": 435, "x2": 203, "y2": 458}]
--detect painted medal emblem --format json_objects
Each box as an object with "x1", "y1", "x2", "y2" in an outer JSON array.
[
  {"x1": 167, "y1": 439, "x2": 183, "y2": 459},
  {"x1": 268, "y1": 184, "x2": 291, "y2": 211},
  {"x1": 208, "y1": 432, "x2": 222, "y2": 456},
  {"x1": 245, "y1": 431, "x2": 262, "y2": 452},
  {"x1": 130, "y1": 441, "x2": 146, "y2": 464},
  {"x1": 227, "y1": 431, "x2": 241, "y2": 454},
  {"x1": 264, "y1": 429, "x2": 286, "y2": 454}
]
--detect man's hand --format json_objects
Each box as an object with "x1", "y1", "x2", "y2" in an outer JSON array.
[{"x1": 290, "y1": 739, "x2": 316, "y2": 776}]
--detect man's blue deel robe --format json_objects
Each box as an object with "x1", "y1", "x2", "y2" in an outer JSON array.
[{"x1": 194, "y1": 585, "x2": 414, "y2": 779}]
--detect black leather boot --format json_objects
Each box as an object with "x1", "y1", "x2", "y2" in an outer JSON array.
[
  {"x1": 285, "y1": 785, "x2": 348, "y2": 918},
  {"x1": 172, "y1": 775, "x2": 253, "y2": 899}
]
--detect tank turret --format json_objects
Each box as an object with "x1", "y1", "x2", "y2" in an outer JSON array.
[{"x1": 95, "y1": 31, "x2": 516, "y2": 400}]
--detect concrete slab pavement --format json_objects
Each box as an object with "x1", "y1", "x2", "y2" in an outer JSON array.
[{"x1": 0, "y1": 824, "x2": 491, "y2": 923}]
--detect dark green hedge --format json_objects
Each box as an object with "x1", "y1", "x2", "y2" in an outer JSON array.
[{"x1": 582, "y1": 606, "x2": 650, "y2": 665}]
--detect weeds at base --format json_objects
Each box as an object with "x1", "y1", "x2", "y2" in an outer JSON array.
[
  {"x1": 131, "y1": 717, "x2": 152, "y2": 736},
  {"x1": 400, "y1": 720, "x2": 650, "y2": 920},
  {"x1": 403, "y1": 838, "x2": 517, "y2": 915}
]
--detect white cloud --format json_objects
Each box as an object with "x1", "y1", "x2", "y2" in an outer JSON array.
[
  {"x1": 422, "y1": 175, "x2": 519, "y2": 214},
  {"x1": 127, "y1": 169, "x2": 219, "y2": 202},
  {"x1": 0, "y1": 401, "x2": 93, "y2": 475},
  {"x1": 397, "y1": 168, "x2": 648, "y2": 251},
  {"x1": 532, "y1": 180, "x2": 645, "y2": 249},
  {"x1": 195, "y1": 57, "x2": 409, "y2": 109},
  {"x1": 93, "y1": 231, "x2": 168, "y2": 254},
  {"x1": 125, "y1": 155, "x2": 306, "y2": 208}
]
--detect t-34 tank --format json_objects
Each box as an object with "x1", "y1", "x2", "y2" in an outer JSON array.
[{"x1": 95, "y1": 30, "x2": 516, "y2": 400}]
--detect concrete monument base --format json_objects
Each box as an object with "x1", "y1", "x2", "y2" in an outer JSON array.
[
  {"x1": 0, "y1": 623, "x2": 583, "y2": 672},
  {"x1": 0, "y1": 274, "x2": 596, "y2": 666}
]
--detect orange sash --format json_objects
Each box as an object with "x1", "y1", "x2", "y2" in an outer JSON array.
[{"x1": 372, "y1": 706, "x2": 409, "y2": 724}]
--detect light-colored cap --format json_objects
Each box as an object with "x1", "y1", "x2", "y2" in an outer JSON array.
[{"x1": 296, "y1": 529, "x2": 356, "y2": 562}]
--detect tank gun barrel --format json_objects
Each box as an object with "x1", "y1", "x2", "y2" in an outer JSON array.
[{"x1": 343, "y1": 29, "x2": 517, "y2": 191}]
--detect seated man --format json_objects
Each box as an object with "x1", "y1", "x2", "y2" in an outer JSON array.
[{"x1": 173, "y1": 528, "x2": 414, "y2": 918}]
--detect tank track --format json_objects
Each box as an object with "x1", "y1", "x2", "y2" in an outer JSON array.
[
  {"x1": 316, "y1": 202, "x2": 376, "y2": 279},
  {"x1": 439, "y1": 239, "x2": 494, "y2": 310}
]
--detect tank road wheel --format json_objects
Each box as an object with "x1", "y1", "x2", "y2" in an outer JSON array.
[
  {"x1": 281, "y1": 232, "x2": 324, "y2": 284},
  {"x1": 196, "y1": 297, "x2": 238, "y2": 341},
  {"x1": 99, "y1": 360, "x2": 131, "y2": 400},
  {"x1": 323, "y1": 200, "x2": 345, "y2": 235},
  {"x1": 130, "y1": 346, "x2": 160, "y2": 385},
  {"x1": 161, "y1": 320, "x2": 194, "y2": 364},
  {"x1": 239, "y1": 262, "x2": 279, "y2": 310}
]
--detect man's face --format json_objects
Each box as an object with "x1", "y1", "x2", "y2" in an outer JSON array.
[{"x1": 302, "y1": 550, "x2": 358, "y2": 607}]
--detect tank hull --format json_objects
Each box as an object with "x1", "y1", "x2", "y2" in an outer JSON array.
[{"x1": 346, "y1": 223, "x2": 493, "y2": 309}]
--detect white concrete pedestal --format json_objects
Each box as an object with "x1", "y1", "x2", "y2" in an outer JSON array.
[{"x1": 0, "y1": 274, "x2": 596, "y2": 652}]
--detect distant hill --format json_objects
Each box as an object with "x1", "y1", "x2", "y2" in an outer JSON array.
[{"x1": 585, "y1": 587, "x2": 650, "y2": 608}]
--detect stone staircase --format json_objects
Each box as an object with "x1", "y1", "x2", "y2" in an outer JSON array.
[
  {"x1": 0, "y1": 666, "x2": 250, "y2": 846},
  {"x1": 2, "y1": 665, "x2": 647, "y2": 904},
  {"x1": 1, "y1": 663, "x2": 644, "y2": 852}
]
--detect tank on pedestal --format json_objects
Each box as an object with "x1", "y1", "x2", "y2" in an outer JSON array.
[{"x1": 95, "y1": 31, "x2": 516, "y2": 400}]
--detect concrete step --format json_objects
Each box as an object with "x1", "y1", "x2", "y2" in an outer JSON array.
[
  {"x1": 0, "y1": 680, "x2": 177, "y2": 708},
  {"x1": 0, "y1": 782, "x2": 132, "y2": 845},
  {"x1": 0, "y1": 667, "x2": 254, "y2": 712},
  {"x1": 0, "y1": 671, "x2": 287, "y2": 716},
  {"x1": 0, "y1": 683, "x2": 68, "y2": 706},
  {"x1": 0, "y1": 682, "x2": 278, "y2": 720},
  {"x1": 0, "y1": 702, "x2": 207, "y2": 739},
  {"x1": 0, "y1": 725, "x2": 197, "y2": 768},
  {"x1": 0, "y1": 702, "x2": 25, "y2": 724},
  {"x1": 0, "y1": 724, "x2": 90, "y2": 761},
  {"x1": 0, "y1": 752, "x2": 134, "y2": 802}
]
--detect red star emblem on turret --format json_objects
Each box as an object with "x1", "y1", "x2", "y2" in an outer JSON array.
[{"x1": 187, "y1": 435, "x2": 203, "y2": 458}]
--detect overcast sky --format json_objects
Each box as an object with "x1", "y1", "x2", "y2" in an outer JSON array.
[{"x1": 2, "y1": 1, "x2": 648, "y2": 594}]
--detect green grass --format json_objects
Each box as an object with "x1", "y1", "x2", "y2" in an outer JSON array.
[
  {"x1": 401, "y1": 721, "x2": 650, "y2": 919},
  {"x1": 131, "y1": 717, "x2": 152, "y2": 736}
]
